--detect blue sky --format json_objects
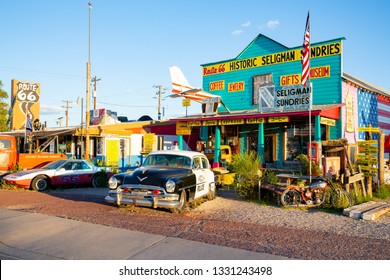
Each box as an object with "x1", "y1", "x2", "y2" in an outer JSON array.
[{"x1": 1, "y1": 0, "x2": 389, "y2": 128}]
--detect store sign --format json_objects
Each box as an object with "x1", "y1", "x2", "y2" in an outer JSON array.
[
  {"x1": 345, "y1": 91, "x2": 354, "y2": 132},
  {"x1": 228, "y1": 82, "x2": 245, "y2": 92},
  {"x1": 320, "y1": 117, "x2": 336, "y2": 126},
  {"x1": 259, "y1": 84, "x2": 311, "y2": 112},
  {"x1": 280, "y1": 66, "x2": 330, "y2": 87},
  {"x1": 176, "y1": 122, "x2": 191, "y2": 135},
  {"x1": 220, "y1": 119, "x2": 244, "y2": 125},
  {"x1": 203, "y1": 120, "x2": 218, "y2": 126},
  {"x1": 11, "y1": 79, "x2": 41, "y2": 130},
  {"x1": 246, "y1": 118, "x2": 265, "y2": 124},
  {"x1": 209, "y1": 80, "x2": 224, "y2": 91},
  {"x1": 269, "y1": 116, "x2": 289, "y2": 123},
  {"x1": 182, "y1": 99, "x2": 191, "y2": 107},
  {"x1": 280, "y1": 74, "x2": 301, "y2": 86},
  {"x1": 187, "y1": 121, "x2": 201, "y2": 126},
  {"x1": 203, "y1": 42, "x2": 342, "y2": 76},
  {"x1": 357, "y1": 127, "x2": 380, "y2": 133}
]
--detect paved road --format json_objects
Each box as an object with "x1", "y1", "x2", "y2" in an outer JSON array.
[{"x1": 0, "y1": 188, "x2": 289, "y2": 260}]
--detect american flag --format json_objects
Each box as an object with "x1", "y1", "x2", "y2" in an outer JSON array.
[{"x1": 301, "y1": 12, "x2": 310, "y2": 86}]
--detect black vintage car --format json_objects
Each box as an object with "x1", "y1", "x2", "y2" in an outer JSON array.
[{"x1": 105, "y1": 150, "x2": 217, "y2": 213}]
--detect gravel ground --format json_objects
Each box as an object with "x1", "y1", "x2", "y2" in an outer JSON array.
[{"x1": 0, "y1": 188, "x2": 389, "y2": 260}]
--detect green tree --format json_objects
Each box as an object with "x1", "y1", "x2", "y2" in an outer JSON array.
[{"x1": 0, "y1": 81, "x2": 10, "y2": 132}]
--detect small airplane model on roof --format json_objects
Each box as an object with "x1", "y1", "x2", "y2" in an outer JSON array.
[{"x1": 169, "y1": 66, "x2": 230, "y2": 112}]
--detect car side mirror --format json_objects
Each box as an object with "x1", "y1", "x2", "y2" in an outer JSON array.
[
  {"x1": 193, "y1": 163, "x2": 200, "y2": 170},
  {"x1": 58, "y1": 168, "x2": 66, "y2": 172}
]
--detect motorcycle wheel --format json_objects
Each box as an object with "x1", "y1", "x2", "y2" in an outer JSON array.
[
  {"x1": 330, "y1": 189, "x2": 353, "y2": 209},
  {"x1": 314, "y1": 189, "x2": 326, "y2": 206},
  {"x1": 280, "y1": 189, "x2": 301, "y2": 206}
]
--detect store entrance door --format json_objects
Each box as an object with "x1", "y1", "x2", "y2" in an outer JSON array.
[{"x1": 264, "y1": 135, "x2": 274, "y2": 164}]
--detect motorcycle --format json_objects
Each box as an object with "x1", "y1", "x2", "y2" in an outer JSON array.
[{"x1": 280, "y1": 176, "x2": 353, "y2": 208}]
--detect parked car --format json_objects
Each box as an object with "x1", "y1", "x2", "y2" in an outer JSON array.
[
  {"x1": 3, "y1": 159, "x2": 113, "y2": 191},
  {"x1": 105, "y1": 150, "x2": 217, "y2": 213}
]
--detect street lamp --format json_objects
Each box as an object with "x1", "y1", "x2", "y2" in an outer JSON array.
[
  {"x1": 57, "y1": 117, "x2": 63, "y2": 127},
  {"x1": 77, "y1": 97, "x2": 84, "y2": 159},
  {"x1": 85, "y1": 2, "x2": 92, "y2": 159}
]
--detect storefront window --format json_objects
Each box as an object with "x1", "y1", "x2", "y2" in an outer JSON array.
[
  {"x1": 253, "y1": 73, "x2": 273, "y2": 106},
  {"x1": 285, "y1": 124, "x2": 326, "y2": 160}
]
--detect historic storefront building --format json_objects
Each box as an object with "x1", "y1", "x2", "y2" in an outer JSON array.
[{"x1": 170, "y1": 34, "x2": 390, "y2": 169}]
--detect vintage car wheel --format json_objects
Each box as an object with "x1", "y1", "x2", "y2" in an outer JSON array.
[
  {"x1": 170, "y1": 190, "x2": 186, "y2": 214},
  {"x1": 31, "y1": 175, "x2": 50, "y2": 192},
  {"x1": 92, "y1": 172, "x2": 107, "y2": 188}
]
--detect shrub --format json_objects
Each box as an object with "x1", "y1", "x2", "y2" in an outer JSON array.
[
  {"x1": 296, "y1": 154, "x2": 322, "y2": 176},
  {"x1": 230, "y1": 151, "x2": 261, "y2": 199}
]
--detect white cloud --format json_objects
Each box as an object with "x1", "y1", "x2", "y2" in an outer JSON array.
[
  {"x1": 266, "y1": 20, "x2": 280, "y2": 29},
  {"x1": 232, "y1": 30, "x2": 243, "y2": 36},
  {"x1": 241, "y1": 21, "x2": 251, "y2": 27},
  {"x1": 40, "y1": 104, "x2": 63, "y2": 115}
]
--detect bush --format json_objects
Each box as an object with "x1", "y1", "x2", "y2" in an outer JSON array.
[
  {"x1": 296, "y1": 154, "x2": 322, "y2": 176},
  {"x1": 230, "y1": 151, "x2": 261, "y2": 199},
  {"x1": 374, "y1": 184, "x2": 390, "y2": 200}
]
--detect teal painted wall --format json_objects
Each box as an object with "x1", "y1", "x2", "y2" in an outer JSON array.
[
  {"x1": 201, "y1": 35, "x2": 343, "y2": 115},
  {"x1": 201, "y1": 34, "x2": 344, "y2": 163}
]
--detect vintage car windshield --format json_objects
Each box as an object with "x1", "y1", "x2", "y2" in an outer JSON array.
[
  {"x1": 143, "y1": 154, "x2": 192, "y2": 168},
  {"x1": 41, "y1": 160, "x2": 68, "y2": 170}
]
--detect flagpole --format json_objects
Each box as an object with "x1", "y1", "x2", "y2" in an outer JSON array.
[
  {"x1": 301, "y1": 11, "x2": 311, "y2": 182},
  {"x1": 309, "y1": 82, "x2": 312, "y2": 183}
]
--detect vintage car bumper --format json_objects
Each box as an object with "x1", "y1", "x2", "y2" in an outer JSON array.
[{"x1": 105, "y1": 186, "x2": 181, "y2": 209}]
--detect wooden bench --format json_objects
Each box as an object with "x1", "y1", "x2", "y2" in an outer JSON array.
[{"x1": 276, "y1": 173, "x2": 323, "y2": 185}]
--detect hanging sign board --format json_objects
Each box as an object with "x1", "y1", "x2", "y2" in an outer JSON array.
[
  {"x1": 259, "y1": 84, "x2": 311, "y2": 113},
  {"x1": 176, "y1": 122, "x2": 191, "y2": 135},
  {"x1": 269, "y1": 116, "x2": 289, "y2": 123},
  {"x1": 320, "y1": 117, "x2": 336, "y2": 126},
  {"x1": 357, "y1": 127, "x2": 380, "y2": 133}
]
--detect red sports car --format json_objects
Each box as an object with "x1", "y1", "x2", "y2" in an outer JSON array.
[{"x1": 3, "y1": 159, "x2": 113, "y2": 191}]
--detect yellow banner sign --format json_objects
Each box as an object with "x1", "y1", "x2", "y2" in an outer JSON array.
[
  {"x1": 357, "y1": 140, "x2": 377, "y2": 145},
  {"x1": 203, "y1": 120, "x2": 218, "y2": 126},
  {"x1": 182, "y1": 99, "x2": 191, "y2": 107},
  {"x1": 269, "y1": 116, "x2": 289, "y2": 123},
  {"x1": 246, "y1": 118, "x2": 265, "y2": 124},
  {"x1": 357, "y1": 127, "x2": 380, "y2": 133},
  {"x1": 187, "y1": 121, "x2": 201, "y2": 126},
  {"x1": 220, "y1": 119, "x2": 244, "y2": 125},
  {"x1": 176, "y1": 122, "x2": 191, "y2": 135},
  {"x1": 320, "y1": 117, "x2": 336, "y2": 126},
  {"x1": 203, "y1": 42, "x2": 342, "y2": 76}
]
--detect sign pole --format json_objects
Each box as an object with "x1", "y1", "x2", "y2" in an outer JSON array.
[{"x1": 309, "y1": 82, "x2": 312, "y2": 183}]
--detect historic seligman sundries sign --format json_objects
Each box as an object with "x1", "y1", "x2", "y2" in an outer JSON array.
[{"x1": 259, "y1": 84, "x2": 311, "y2": 112}]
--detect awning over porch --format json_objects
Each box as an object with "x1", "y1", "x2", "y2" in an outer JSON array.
[{"x1": 170, "y1": 103, "x2": 343, "y2": 123}]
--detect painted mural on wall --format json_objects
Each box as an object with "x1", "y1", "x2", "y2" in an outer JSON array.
[
  {"x1": 358, "y1": 89, "x2": 378, "y2": 140},
  {"x1": 378, "y1": 95, "x2": 390, "y2": 137},
  {"x1": 10, "y1": 79, "x2": 40, "y2": 131}
]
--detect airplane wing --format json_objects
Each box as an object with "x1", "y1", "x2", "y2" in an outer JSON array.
[
  {"x1": 169, "y1": 66, "x2": 218, "y2": 102},
  {"x1": 169, "y1": 66, "x2": 230, "y2": 112}
]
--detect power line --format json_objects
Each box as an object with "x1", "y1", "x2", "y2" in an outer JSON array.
[{"x1": 98, "y1": 101, "x2": 155, "y2": 108}]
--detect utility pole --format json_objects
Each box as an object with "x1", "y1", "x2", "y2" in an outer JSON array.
[
  {"x1": 91, "y1": 76, "x2": 101, "y2": 110},
  {"x1": 85, "y1": 2, "x2": 92, "y2": 159},
  {"x1": 62, "y1": 100, "x2": 73, "y2": 127},
  {"x1": 153, "y1": 85, "x2": 166, "y2": 120}
]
